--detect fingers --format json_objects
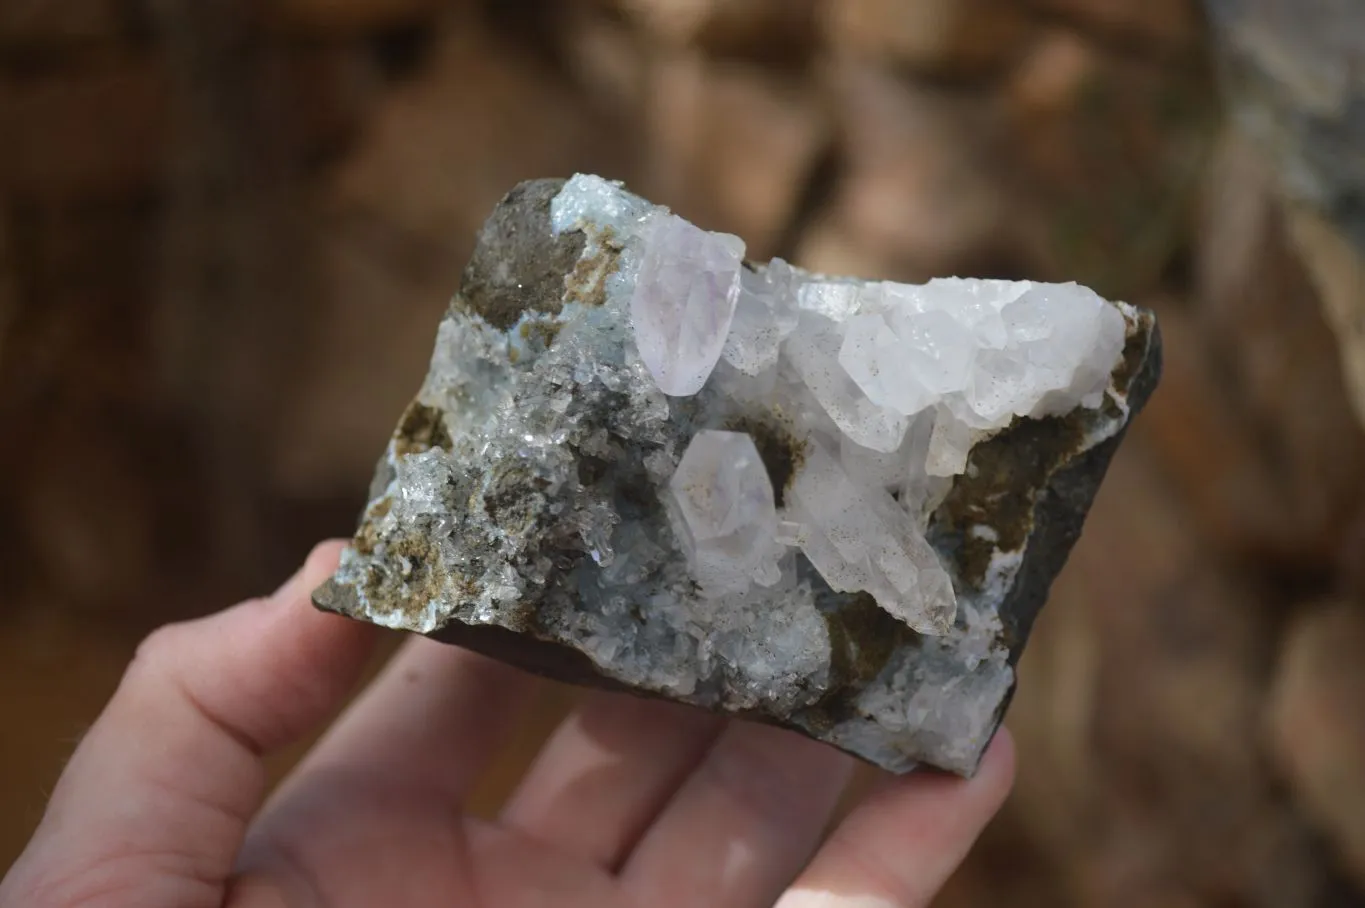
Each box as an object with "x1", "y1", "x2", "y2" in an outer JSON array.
[
  {"x1": 281, "y1": 634, "x2": 535, "y2": 800},
  {"x1": 620, "y1": 722, "x2": 854, "y2": 908},
  {"x1": 231, "y1": 635, "x2": 536, "y2": 903},
  {"x1": 499, "y1": 691, "x2": 726, "y2": 869},
  {"x1": 1, "y1": 541, "x2": 377, "y2": 908},
  {"x1": 774, "y1": 729, "x2": 1016, "y2": 908}
]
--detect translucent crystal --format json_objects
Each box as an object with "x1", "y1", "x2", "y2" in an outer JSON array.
[
  {"x1": 837, "y1": 278, "x2": 1125, "y2": 434},
  {"x1": 630, "y1": 212, "x2": 746, "y2": 396},
  {"x1": 797, "y1": 280, "x2": 864, "y2": 320},
  {"x1": 839, "y1": 307, "x2": 978, "y2": 419},
  {"x1": 669, "y1": 430, "x2": 784, "y2": 596},
  {"x1": 549, "y1": 173, "x2": 650, "y2": 236},
  {"x1": 785, "y1": 312, "x2": 909, "y2": 453},
  {"x1": 720, "y1": 282, "x2": 779, "y2": 377},
  {"x1": 926, "y1": 411, "x2": 982, "y2": 478},
  {"x1": 720, "y1": 260, "x2": 800, "y2": 376},
  {"x1": 788, "y1": 439, "x2": 956, "y2": 636}
]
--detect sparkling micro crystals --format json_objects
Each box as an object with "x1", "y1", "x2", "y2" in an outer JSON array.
[{"x1": 314, "y1": 176, "x2": 1161, "y2": 776}]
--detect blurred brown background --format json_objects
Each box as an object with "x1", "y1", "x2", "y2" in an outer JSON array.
[{"x1": 3, "y1": 0, "x2": 1365, "y2": 904}]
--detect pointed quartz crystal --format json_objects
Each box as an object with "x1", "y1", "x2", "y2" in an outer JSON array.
[
  {"x1": 630, "y1": 213, "x2": 746, "y2": 396},
  {"x1": 668, "y1": 430, "x2": 783, "y2": 596},
  {"x1": 788, "y1": 439, "x2": 957, "y2": 635}
]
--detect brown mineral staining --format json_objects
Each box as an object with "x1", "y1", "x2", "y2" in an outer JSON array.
[
  {"x1": 352, "y1": 496, "x2": 393, "y2": 556},
  {"x1": 1110, "y1": 308, "x2": 1154, "y2": 397},
  {"x1": 932, "y1": 306, "x2": 1158, "y2": 591},
  {"x1": 721, "y1": 414, "x2": 808, "y2": 507},
  {"x1": 454, "y1": 179, "x2": 623, "y2": 328},
  {"x1": 481, "y1": 466, "x2": 550, "y2": 535},
  {"x1": 393, "y1": 401, "x2": 452, "y2": 457},
  {"x1": 563, "y1": 226, "x2": 624, "y2": 309},
  {"x1": 803, "y1": 592, "x2": 920, "y2": 734},
  {"x1": 828, "y1": 592, "x2": 915, "y2": 685},
  {"x1": 360, "y1": 529, "x2": 450, "y2": 625},
  {"x1": 455, "y1": 179, "x2": 586, "y2": 330},
  {"x1": 518, "y1": 318, "x2": 564, "y2": 350},
  {"x1": 936, "y1": 410, "x2": 1089, "y2": 588}
]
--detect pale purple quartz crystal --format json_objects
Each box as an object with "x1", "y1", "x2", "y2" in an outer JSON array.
[{"x1": 629, "y1": 212, "x2": 745, "y2": 396}]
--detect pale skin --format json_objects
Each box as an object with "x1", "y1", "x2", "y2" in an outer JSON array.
[{"x1": 1, "y1": 541, "x2": 1015, "y2": 908}]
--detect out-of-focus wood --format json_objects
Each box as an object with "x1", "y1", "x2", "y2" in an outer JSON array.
[{"x1": 0, "y1": 614, "x2": 134, "y2": 867}]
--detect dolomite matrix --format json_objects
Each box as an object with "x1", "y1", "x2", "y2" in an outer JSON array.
[{"x1": 314, "y1": 175, "x2": 1161, "y2": 776}]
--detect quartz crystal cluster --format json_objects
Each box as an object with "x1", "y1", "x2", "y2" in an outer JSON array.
[{"x1": 314, "y1": 176, "x2": 1161, "y2": 776}]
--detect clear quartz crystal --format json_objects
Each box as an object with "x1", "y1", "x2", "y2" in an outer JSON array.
[
  {"x1": 546, "y1": 175, "x2": 1127, "y2": 637},
  {"x1": 720, "y1": 260, "x2": 800, "y2": 376},
  {"x1": 668, "y1": 430, "x2": 783, "y2": 596},
  {"x1": 785, "y1": 312, "x2": 909, "y2": 453},
  {"x1": 789, "y1": 439, "x2": 956, "y2": 635}
]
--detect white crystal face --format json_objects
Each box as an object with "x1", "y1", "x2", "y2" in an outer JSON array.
[
  {"x1": 786, "y1": 312, "x2": 911, "y2": 453},
  {"x1": 720, "y1": 260, "x2": 800, "y2": 376},
  {"x1": 549, "y1": 175, "x2": 1128, "y2": 638},
  {"x1": 630, "y1": 213, "x2": 745, "y2": 396},
  {"x1": 788, "y1": 439, "x2": 956, "y2": 635},
  {"x1": 669, "y1": 430, "x2": 783, "y2": 596}
]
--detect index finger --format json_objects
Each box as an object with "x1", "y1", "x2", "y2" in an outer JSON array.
[{"x1": 775, "y1": 728, "x2": 1015, "y2": 908}]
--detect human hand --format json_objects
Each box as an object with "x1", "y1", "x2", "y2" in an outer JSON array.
[{"x1": 1, "y1": 541, "x2": 1014, "y2": 908}]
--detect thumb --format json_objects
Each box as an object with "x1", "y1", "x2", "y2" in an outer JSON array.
[{"x1": 1, "y1": 541, "x2": 378, "y2": 908}]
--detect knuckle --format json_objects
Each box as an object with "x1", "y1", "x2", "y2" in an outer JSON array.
[
  {"x1": 130, "y1": 624, "x2": 176, "y2": 674},
  {"x1": 705, "y1": 736, "x2": 808, "y2": 829},
  {"x1": 130, "y1": 621, "x2": 188, "y2": 672},
  {"x1": 5, "y1": 855, "x2": 150, "y2": 908}
]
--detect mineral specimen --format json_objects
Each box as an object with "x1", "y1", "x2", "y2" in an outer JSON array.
[{"x1": 314, "y1": 175, "x2": 1161, "y2": 776}]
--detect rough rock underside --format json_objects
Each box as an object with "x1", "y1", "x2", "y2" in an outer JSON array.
[{"x1": 314, "y1": 175, "x2": 1161, "y2": 776}]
